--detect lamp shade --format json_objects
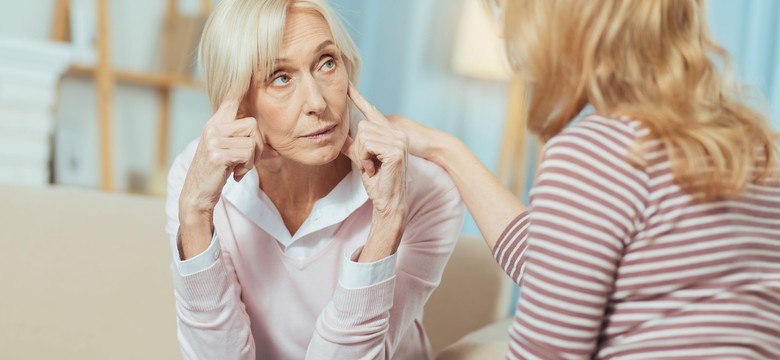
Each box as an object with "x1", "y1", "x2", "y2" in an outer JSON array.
[{"x1": 451, "y1": 0, "x2": 512, "y2": 81}]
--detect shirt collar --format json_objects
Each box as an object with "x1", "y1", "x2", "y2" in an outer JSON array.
[{"x1": 221, "y1": 163, "x2": 369, "y2": 246}]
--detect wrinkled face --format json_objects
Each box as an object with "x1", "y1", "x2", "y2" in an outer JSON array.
[{"x1": 244, "y1": 9, "x2": 350, "y2": 166}]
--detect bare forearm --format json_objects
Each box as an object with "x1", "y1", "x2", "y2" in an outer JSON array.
[
  {"x1": 359, "y1": 212, "x2": 405, "y2": 263},
  {"x1": 178, "y1": 204, "x2": 215, "y2": 260},
  {"x1": 432, "y1": 136, "x2": 526, "y2": 250}
]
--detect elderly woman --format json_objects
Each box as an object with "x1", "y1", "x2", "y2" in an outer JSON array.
[{"x1": 163, "y1": 0, "x2": 464, "y2": 359}]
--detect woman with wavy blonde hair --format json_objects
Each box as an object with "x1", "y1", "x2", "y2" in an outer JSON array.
[{"x1": 393, "y1": 0, "x2": 780, "y2": 358}]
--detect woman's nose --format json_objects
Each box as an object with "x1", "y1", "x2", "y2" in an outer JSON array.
[{"x1": 302, "y1": 75, "x2": 326, "y2": 116}]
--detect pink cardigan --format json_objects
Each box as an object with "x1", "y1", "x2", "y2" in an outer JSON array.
[{"x1": 165, "y1": 140, "x2": 465, "y2": 359}]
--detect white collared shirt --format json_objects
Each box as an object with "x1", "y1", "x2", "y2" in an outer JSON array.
[{"x1": 175, "y1": 163, "x2": 397, "y2": 289}]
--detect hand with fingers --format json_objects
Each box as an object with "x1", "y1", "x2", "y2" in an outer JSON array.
[
  {"x1": 177, "y1": 99, "x2": 277, "y2": 260},
  {"x1": 342, "y1": 83, "x2": 410, "y2": 263}
]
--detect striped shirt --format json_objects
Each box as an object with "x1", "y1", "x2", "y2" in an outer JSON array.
[{"x1": 493, "y1": 115, "x2": 780, "y2": 359}]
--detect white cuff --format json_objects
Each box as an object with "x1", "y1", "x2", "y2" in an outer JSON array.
[
  {"x1": 175, "y1": 232, "x2": 221, "y2": 276},
  {"x1": 338, "y1": 246, "x2": 398, "y2": 289}
]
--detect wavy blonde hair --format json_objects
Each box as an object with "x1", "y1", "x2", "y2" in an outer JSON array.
[
  {"x1": 490, "y1": 0, "x2": 779, "y2": 200},
  {"x1": 198, "y1": 0, "x2": 361, "y2": 111}
]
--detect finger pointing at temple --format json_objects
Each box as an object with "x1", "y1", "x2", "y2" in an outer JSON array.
[{"x1": 348, "y1": 82, "x2": 391, "y2": 126}]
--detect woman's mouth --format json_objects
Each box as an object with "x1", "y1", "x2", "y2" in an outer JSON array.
[{"x1": 302, "y1": 124, "x2": 337, "y2": 140}]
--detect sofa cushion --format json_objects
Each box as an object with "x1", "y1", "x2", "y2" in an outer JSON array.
[
  {"x1": 436, "y1": 317, "x2": 512, "y2": 359},
  {"x1": 423, "y1": 235, "x2": 513, "y2": 355},
  {"x1": 0, "y1": 186, "x2": 178, "y2": 359}
]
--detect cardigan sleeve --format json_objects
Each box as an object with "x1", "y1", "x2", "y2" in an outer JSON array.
[
  {"x1": 306, "y1": 158, "x2": 465, "y2": 359},
  {"x1": 164, "y1": 141, "x2": 256, "y2": 359}
]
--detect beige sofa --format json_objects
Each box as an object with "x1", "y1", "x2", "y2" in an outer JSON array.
[{"x1": 0, "y1": 185, "x2": 511, "y2": 359}]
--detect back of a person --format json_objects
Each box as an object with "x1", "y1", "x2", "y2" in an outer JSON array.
[{"x1": 601, "y1": 133, "x2": 780, "y2": 359}]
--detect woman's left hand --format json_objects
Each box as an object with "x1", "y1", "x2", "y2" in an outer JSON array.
[{"x1": 342, "y1": 83, "x2": 409, "y2": 261}]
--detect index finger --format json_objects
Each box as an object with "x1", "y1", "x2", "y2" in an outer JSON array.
[
  {"x1": 340, "y1": 135, "x2": 376, "y2": 175},
  {"x1": 348, "y1": 82, "x2": 390, "y2": 125},
  {"x1": 213, "y1": 98, "x2": 240, "y2": 123}
]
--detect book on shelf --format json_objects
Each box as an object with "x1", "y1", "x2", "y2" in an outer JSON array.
[{"x1": 0, "y1": 36, "x2": 71, "y2": 187}]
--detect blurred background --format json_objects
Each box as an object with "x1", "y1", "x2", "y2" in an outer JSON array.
[
  {"x1": 0, "y1": 1, "x2": 778, "y2": 358},
  {"x1": 0, "y1": 0, "x2": 778, "y2": 235}
]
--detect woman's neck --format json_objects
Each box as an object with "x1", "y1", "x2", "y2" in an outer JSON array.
[{"x1": 255, "y1": 154, "x2": 353, "y2": 236}]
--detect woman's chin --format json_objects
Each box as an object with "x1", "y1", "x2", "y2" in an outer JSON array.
[{"x1": 287, "y1": 145, "x2": 344, "y2": 167}]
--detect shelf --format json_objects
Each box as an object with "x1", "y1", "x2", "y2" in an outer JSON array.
[
  {"x1": 52, "y1": 0, "x2": 211, "y2": 192},
  {"x1": 67, "y1": 65, "x2": 203, "y2": 89}
]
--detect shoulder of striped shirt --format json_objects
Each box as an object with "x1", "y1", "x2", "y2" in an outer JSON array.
[
  {"x1": 492, "y1": 115, "x2": 653, "y2": 282},
  {"x1": 564, "y1": 114, "x2": 645, "y2": 143},
  {"x1": 551, "y1": 113, "x2": 661, "y2": 165}
]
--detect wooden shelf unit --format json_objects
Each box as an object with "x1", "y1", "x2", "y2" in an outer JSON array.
[
  {"x1": 67, "y1": 65, "x2": 203, "y2": 89},
  {"x1": 51, "y1": 0, "x2": 210, "y2": 192}
]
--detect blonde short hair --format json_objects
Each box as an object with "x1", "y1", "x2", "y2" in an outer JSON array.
[
  {"x1": 494, "y1": 0, "x2": 779, "y2": 200},
  {"x1": 198, "y1": 0, "x2": 361, "y2": 111}
]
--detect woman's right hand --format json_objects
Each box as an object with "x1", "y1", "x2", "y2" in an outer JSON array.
[{"x1": 177, "y1": 99, "x2": 270, "y2": 259}]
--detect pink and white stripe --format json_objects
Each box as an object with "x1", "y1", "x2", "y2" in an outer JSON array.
[{"x1": 493, "y1": 115, "x2": 780, "y2": 359}]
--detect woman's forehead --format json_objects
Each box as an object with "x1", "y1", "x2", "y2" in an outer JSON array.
[
  {"x1": 279, "y1": 9, "x2": 335, "y2": 56},
  {"x1": 250, "y1": 6, "x2": 348, "y2": 82}
]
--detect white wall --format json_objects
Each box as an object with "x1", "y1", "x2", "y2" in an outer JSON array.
[{"x1": 0, "y1": 0, "x2": 55, "y2": 40}]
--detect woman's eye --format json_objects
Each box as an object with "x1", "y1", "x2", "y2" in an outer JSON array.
[
  {"x1": 272, "y1": 75, "x2": 290, "y2": 86},
  {"x1": 321, "y1": 59, "x2": 336, "y2": 71}
]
